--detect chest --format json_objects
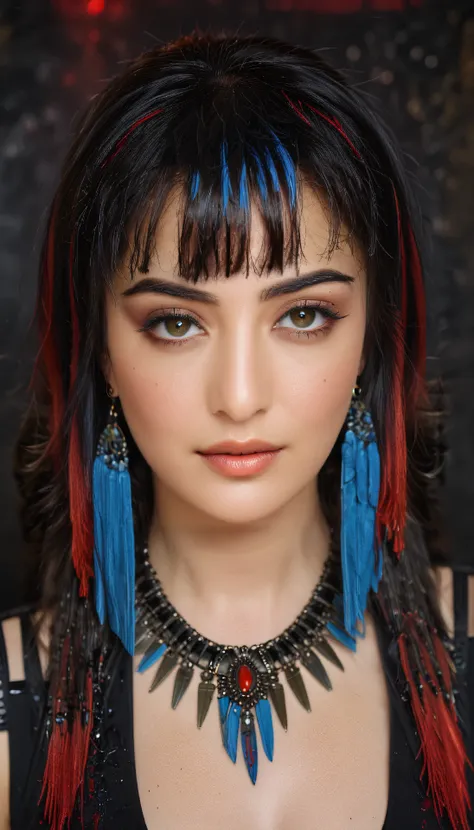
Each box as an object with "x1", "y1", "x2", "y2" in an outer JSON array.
[{"x1": 132, "y1": 617, "x2": 391, "y2": 830}]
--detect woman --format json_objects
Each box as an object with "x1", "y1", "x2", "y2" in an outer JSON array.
[{"x1": 0, "y1": 32, "x2": 472, "y2": 830}]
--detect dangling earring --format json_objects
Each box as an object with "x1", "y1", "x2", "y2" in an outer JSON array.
[
  {"x1": 338, "y1": 385, "x2": 382, "y2": 639},
  {"x1": 92, "y1": 385, "x2": 135, "y2": 654}
]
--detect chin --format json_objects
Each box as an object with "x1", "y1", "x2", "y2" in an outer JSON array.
[{"x1": 186, "y1": 481, "x2": 298, "y2": 525}]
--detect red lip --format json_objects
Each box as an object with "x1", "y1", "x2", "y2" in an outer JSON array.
[{"x1": 199, "y1": 440, "x2": 281, "y2": 455}]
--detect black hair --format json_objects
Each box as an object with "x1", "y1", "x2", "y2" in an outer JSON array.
[{"x1": 13, "y1": 32, "x2": 456, "y2": 829}]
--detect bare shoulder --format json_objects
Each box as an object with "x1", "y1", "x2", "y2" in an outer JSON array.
[
  {"x1": 0, "y1": 727, "x2": 9, "y2": 830},
  {"x1": 432, "y1": 566, "x2": 474, "y2": 638},
  {"x1": 0, "y1": 612, "x2": 49, "y2": 830},
  {"x1": 0, "y1": 616, "x2": 23, "y2": 830}
]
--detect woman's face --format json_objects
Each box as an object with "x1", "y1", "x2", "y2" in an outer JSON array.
[{"x1": 105, "y1": 184, "x2": 367, "y2": 525}]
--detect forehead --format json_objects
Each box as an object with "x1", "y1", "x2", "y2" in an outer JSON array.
[{"x1": 116, "y1": 180, "x2": 365, "y2": 289}]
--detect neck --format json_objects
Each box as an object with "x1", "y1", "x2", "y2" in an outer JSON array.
[{"x1": 146, "y1": 480, "x2": 331, "y2": 645}]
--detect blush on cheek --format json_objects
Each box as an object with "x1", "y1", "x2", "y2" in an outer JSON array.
[
  {"x1": 281, "y1": 348, "x2": 360, "y2": 478},
  {"x1": 286, "y1": 355, "x2": 356, "y2": 421},
  {"x1": 301, "y1": 392, "x2": 351, "y2": 466},
  {"x1": 110, "y1": 357, "x2": 200, "y2": 468}
]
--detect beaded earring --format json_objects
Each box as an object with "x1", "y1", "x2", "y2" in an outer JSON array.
[
  {"x1": 334, "y1": 386, "x2": 383, "y2": 641},
  {"x1": 92, "y1": 387, "x2": 135, "y2": 654}
]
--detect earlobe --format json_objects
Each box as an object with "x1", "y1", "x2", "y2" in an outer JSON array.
[{"x1": 101, "y1": 352, "x2": 117, "y2": 398}]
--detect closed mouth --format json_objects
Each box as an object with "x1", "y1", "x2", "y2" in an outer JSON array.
[{"x1": 199, "y1": 442, "x2": 281, "y2": 456}]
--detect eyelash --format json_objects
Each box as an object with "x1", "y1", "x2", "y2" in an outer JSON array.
[{"x1": 138, "y1": 300, "x2": 344, "y2": 347}]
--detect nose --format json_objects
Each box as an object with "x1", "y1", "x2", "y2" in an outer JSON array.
[{"x1": 207, "y1": 321, "x2": 271, "y2": 423}]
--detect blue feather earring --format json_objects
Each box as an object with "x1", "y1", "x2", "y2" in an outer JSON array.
[
  {"x1": 92, "y1": 387, "x2": 136, "y2": 655},
  {"x1": 329, "y1": 385, "x2": 383, "y2": 644}
]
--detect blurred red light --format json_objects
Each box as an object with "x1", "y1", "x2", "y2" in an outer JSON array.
[{"x1": 87, "y1": 0, "x2": 105, "y2": 14}]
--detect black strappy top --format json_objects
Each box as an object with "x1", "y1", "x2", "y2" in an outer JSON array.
[{"x1": 1, "y1": 573, "x2": 473, "y2": 830}]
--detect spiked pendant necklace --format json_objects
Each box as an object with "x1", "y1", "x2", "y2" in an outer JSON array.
[{"x1": 134, "y1": 544, "x2": 354, "y2": 784}]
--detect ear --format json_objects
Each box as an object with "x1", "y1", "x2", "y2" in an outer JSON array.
[{"x1": 101, "y1": 350, "x2": 118, "y2": 397}]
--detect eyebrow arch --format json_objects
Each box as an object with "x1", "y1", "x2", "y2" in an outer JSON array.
[
  {"x1": 261, "y1": 270, "x2": 355, "y2": 300},
  {"x1": 121, "y1": 269, "x2": 355, "y2": 303}
]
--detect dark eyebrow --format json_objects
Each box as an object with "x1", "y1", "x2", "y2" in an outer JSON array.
[
  {"x1": 121, "y1": 269, "x2": 355, "y2": 303},
  {"x1": 260, "y1": 270, "x2": 355, "y2": 300},
  {"x1": 121, "y1": 278, "x2": 218, "y2": 303}
]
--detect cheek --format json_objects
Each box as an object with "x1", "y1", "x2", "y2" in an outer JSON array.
[
  {"x1": 283, "y1": 363, "x2": 353, "y2": 472},
  {"x1": 287, "y1": 372, "x2": 351, "y2": 428},
  {"x1": 278, "y1": 323, "x2": 365, "y2": 460},
  {"x1": 121, "y1": 369, "x2": 197, "y2": 439},
  {"x1": 106, "y1": 314, "x2": 201, "y2": 456}
]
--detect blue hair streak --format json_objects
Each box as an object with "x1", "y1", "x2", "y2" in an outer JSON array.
[
  {"x1": 250, "y1": 149, "x2": 268, "y2": 202},
  {"x1": 220, "y1": 138, "x2": 296, "y2": 214},
  {"x1": 190, "y1": 171, "x2": 200, "y2": 200},
  {"x1": 263, "y1": 147, "x2": 279, "y2": 193},
  {"x1": 270, "y1": 130, "x2": 297, "y2": 208},
  {"x1": 221, "y1": 140, "x2": 233, "y2": 212},
  {"x1": 239, "y1": 160, "x2": 249, "y2": 211}
]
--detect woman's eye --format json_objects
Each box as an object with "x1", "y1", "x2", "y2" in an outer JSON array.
[
  {"x1": 142, "y1": 313, "x2": 202, "y2": 341},
  {"x1": 140, "y1": 303, "x2": 341, "y2": 344},
  {"x1": 275, "y1": 306, "x2": 328, "y2": 332}
]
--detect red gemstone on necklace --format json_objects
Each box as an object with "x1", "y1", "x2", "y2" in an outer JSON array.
[{"x1": 238, "y1": 664, "x2": 254, "y2": 693}]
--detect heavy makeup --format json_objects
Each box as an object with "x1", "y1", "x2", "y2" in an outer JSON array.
[{"x1": 104, "y1": 182, "x2": 367, "y2": 645}]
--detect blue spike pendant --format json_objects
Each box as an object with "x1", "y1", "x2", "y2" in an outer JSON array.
[{"x1": 217, "y1": 648, "x2": 274, "y2": 782}]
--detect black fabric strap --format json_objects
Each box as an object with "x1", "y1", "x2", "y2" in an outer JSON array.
[
  {"x1": 453, "y1": 571, "x2": 469, "y2": 671},
  {"x1": 0, "y1": 611, "x2": 46, "y2": 830},
  {"x1": 453, "y1": 571, "x2": 471, "y2": 743},
  {"x1": 452, "y1": 569, "x2": 474, "y2": 827},
  {"x1": 0, "y1": 621, "x2": 9, "y2": 731}
]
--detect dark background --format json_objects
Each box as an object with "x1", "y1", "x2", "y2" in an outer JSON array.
[{"x1": 0, "y1": 0, "x2": 473, "y2": 612}]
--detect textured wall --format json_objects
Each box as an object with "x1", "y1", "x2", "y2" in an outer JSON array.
[{"x1": 0, "y1": 0, "x2": 472, "y2": 612}]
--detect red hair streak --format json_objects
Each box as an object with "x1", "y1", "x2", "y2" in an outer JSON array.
[
  {"x1": 282, "y1": 91, "x2": 362, "y2": 159},
  {"x1": 32, "y1": 217, "x2": 95, "y2": 594},
  {"x1": 399, "y1": 618, "x2": 473, "y2": 830},
  {"x1": 68, "y1": 417, "x2": 94, "y2": 596},
  {"x1": 305, "y1": 103, "x2": 362, "y2": 159},
  {"x1": 40, "y1": 640, "x2": 93, "y2": 830},
  {"x1": 68, "y1": 239, "x2": 94, "y2": 596},
  {"x1": 281, "y1": 91, "x2": 312, "y2": 126},
  {"x1": 376, "y1": 187, "x2": 428, "y2": 555},
  {"x1": 392, "y1": 185, "x2": 428, "y2": 406},
  {"x1": 376, "y1": 306, "x2": 407, "y2": 557},
  {"x1": 102, "y1": 107, "x2": 163, "y2": 166}
]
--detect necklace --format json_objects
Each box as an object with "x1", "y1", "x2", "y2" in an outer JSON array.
[{"x1": 134, "y1": 543, "x2": 353, "y2": 784}]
